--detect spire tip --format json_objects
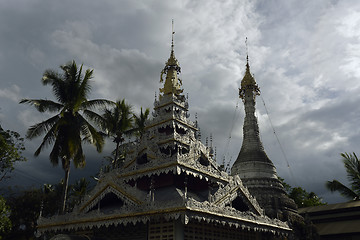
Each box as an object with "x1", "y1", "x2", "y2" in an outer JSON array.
[
  {"x1": 245, "y1": 37, "x2": 249, "y2": 66},
  {"x1": 171, "y1": 19, "x2": 175, "y2": 51}
]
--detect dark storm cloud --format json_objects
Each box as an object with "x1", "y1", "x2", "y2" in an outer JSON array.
[{"x1": 0, "y1": 0, "x2": 359, "y2": 204}]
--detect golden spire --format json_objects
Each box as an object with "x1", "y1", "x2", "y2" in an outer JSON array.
[
  {"x1": 241, "y1": 56, "x2": 257, "y2": 88},
  {"x1": 160, "y1": 20, "x2": 183, "y2": 95},
  {"x1": 239, "y1": 38, "x2": 259, "y2": 99}
]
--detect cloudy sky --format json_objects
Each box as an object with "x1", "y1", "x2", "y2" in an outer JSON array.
[{"x1": 1, "y1": 0, "x2": 359, "y2": 204}]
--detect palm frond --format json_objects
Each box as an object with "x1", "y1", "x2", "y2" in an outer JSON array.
[
  {"x1": 100, "y1": 108, "x2": 117, "y2": 135},
  {"x1": 80, "y1": 68, "x2": 93, "y2": 96},
  {"x1": 82, "y1": 99, "x2": 115, "y2": 110},
  {"x1": 99, "y1": 99, "x2": 133, "y2": 139},
  {"x1": 326, "y1": 180, "x2": 359, "y2": 200},
  {"x1": 49, "y1": 137, "x2": 61, "y2": 166},
  {"x1": 341, "y1": 152, "x2": 360, "y2": 191},
  {"x1": 72, "y1": 64, "x2": 90, "y2": 111},
  {"x1": 87, "y1": 125, "x2": 104, "y2": 153},
  {"x1": 77, "y1": 64, "x2": 83, "y2": 83},
  {"x1": 19, "y1": 99, "x2": 63, "y2": 113},
  {"x1": 34, "y1": 121, "x2": 59, "y2": 157},
  {"x1": 117, "y1": 99, "x2": 133, "y2": 131},
  {"x1": 143, "y1": 108, "x2": 150, "y2": 118},
  {"x1": 26, "y1": 115, "x2": 60, "y2": 139},
  {"x1": 82, "y1": 109, "x2": 106, "y2": 131},
  {"x1": 78, "y1": 115, "x2": 104, "y2": 152},
  {"x1": 133, "y1": 107, "x2": 150, "y2": 137},
  {"x1": 41, "y1": 70, "x2": 62, "y2": 86},
  {"x1": 42, "y1": 69, "x2": 67, "y2": 103},
  {"x1": 62, "y1": 61, "x2": 78, "y2": 83},
  {"x1": 73, "y1": 146, "x2": 85, "y2": 169}
]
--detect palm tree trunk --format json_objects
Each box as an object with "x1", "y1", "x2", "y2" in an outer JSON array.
[
  {"x1": 113, "y1": 141, "x2": 120, "y2": 169},
  {"x1": 61, "y1": 165, "x2": 70, "y2": 214}
]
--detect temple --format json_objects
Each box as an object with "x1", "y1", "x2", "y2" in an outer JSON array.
[{"x1": 38, "y1": 34, "x2": 301, "y2": 240}]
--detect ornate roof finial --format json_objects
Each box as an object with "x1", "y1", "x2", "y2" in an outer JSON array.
[
  {"x1": 245, "y1": 37, "x2": 250, "y2": 69},
  {"x1": 159, "y1": 20, "x2": 183, "y2": 95},
  {"x1": 239, "y1": 37, "x2": 260, "y2": 99}
]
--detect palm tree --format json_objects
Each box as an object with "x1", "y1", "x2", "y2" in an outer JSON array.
[
  {"x1": 69, "y1": 177, "x2": 90, "y2": 207},
  {"x1": 326, "y1": 152, "x2": 360, "y2": 201},
  {"x1": 20, "y1": 60, "x2": 111, "y2": 213},
  {"x1": 99, "y1": 99, "x2": 133, "y2": 169},
  {"x1": 133, "y1": 107, "x2": 150, "y2": 139}
]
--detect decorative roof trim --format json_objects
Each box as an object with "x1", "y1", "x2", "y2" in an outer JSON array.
[
  {"x1": 38, "y1": 207, "x2": 290, "y2": 234},
  {"x1": 118, "y1": 162, "x2": 178, "y2": 178},
  {"x1": 214, "y1": 186, "x2": 241, "y2": 205},
  {"x1": 38, "y1": 207, "x2": 187, "y2": 229},
  {"x1": 178, "y1": 162, "x2": 227, "y2": 182},
  {"x1": 187, "y1": 208, "x2": 291, "y2": 232},
  {"x1": 157, "y1": 138, "x2": 190, "y2": 146},
  {"x1": 79, "y1": 183, "x2": 143, "y2": 212},
  {"x1": 145, "y1": 118, "x2": 198, "y2": 131},
  {"x1": 154, "y1": 100, "x2": 187, "y2": 111},
  {"x1": 117, "y1": 161, "x2": 227, "y2": 182}
]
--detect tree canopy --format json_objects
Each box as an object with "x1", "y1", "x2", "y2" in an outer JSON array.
[
  {"x1": 0, "y1": 196, "x2": 11, "y2": 238},
  {"x1": 98, "y1": 99, "x2": 133, "y2": 169},
  {"x1": 2, "y1": 178, "x2": 91, "y2": 239},
  {"x1": 133, "y1": 107, "x2": 150, "y2": 138},
  {"x1": 20, "y1": 60, "x2": 111, "y2": 213},
  {"x1": 279, "y1": 177, "x2": 326, "y2": 208},
  {"x1": 289, "y1": 187, "x2": 326, "y2": 208},
  {"x1": 0, "y1": 125, "x2": 26, "y2": 181}
]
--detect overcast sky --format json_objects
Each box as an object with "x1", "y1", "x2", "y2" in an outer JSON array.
[{"x1": 1, "y1": 0, "x2": 359, "y2": 204}]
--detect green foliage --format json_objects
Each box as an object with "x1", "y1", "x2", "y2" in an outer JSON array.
[
  {"x1": 326, "y1": 152, "x2": 360, "y2": 201},
  {"x1": 292, "y1": 217, "x2": 320, "y2": 240},
  {"x1": 93, "y1": 104, "x2": 149, "y2": 178},
  {"x1": 41, "y1": 183, "x2": 63, "y2": 216},
  {"x1": 20, "y1": 60, "x2": 112, "y2": 213},
  {"x1": 99, "y1": 99, "x2": 133, "y2": 168},
  {"x1": 68, "y1": 177, "x2": 90, "y2": 207},
  {"x1": 4, "y1": 188, "x2": 44, "y2": 240},
  {"x1": 279, "y1": 177, "x2": 326, "y2": 208},
  {"x1": 0, "y1": 196, "x2": 11, "y2": 238},
  {"x1": 278, "y1": 177, "x2": 292, "y2": 194},
  {"x1": 133, "y1": 107, "x2": 150, "y2": 138},
  {"x1": 3, "y1": 178, "x2": 90, "y2": 239},
  {"x1": 0, "y1": 125, "x2": 26, "y2": 181},
  {"x1": 289, "y1": 187, "x2": 326, "y2": 208}
]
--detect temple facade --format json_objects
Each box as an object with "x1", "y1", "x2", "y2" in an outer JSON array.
[{"x1": 38, "y1": 37, "x2": 298, "y2": 240}]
